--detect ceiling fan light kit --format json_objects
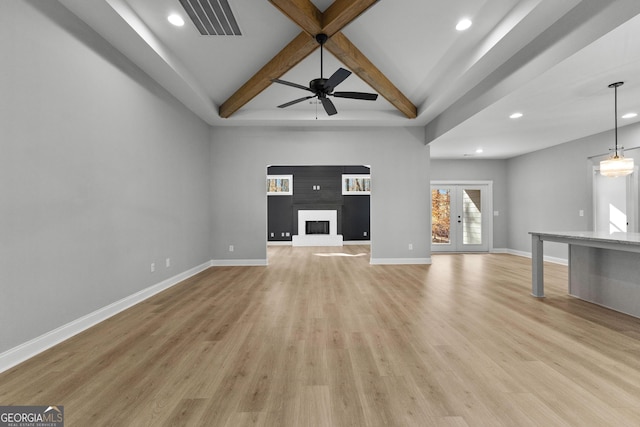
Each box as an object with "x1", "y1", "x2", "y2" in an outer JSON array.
[
  {"x1": 270, "y1": 33, "x2": 379, "y2": 116},
  {"x1": 600, "y1": 82, "x2": 635, "y2": 177}
]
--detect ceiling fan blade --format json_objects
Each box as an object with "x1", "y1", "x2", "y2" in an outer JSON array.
[
  {"x1": 324, "y1": 68, "x2": 351, "y2": 91},
  {"x1": 277, "y1": 96, "x2": 315, "y2": 108},
  {"x1": 320, "y1": 97, "x2": 338, "y2": 116},
  {"x1": 271, "y1": 78, "x2": 313, "y2": 92},
  {"x1": 333, "y1": 92, "x2": 378, "y2": 101}
]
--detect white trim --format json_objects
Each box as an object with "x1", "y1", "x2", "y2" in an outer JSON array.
[
  {"x1": 370, "y1": 258, "x2": 432, "y2": 265},
  {"x1": 490, "y1": 247, "x2": 508, "y2": 253},
  {"x1": 0, "y1": 261, "x2": 212, "y2": 374},
  {"x1": 507, "y1": 248, "x2": 568, "y2": 265},
  {"x1": 210, "y1": 259, "x2": 268, "y2": 266}
]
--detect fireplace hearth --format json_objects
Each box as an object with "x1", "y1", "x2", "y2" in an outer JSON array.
[{"x1": 292, "y1": 210, "x2": 343, "y2": 246}]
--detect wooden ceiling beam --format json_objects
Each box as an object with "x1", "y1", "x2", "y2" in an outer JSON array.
[
  {"x1": 219, "y1": 32, "x2": 317, "y2": 118},
  {"x1": 269, "y1": 0, "x2": 378, "y2": 37},
  {"x1": 325, "y1": 32, "x2": 417, "y2": 119},
  {"x1": 268, "y1": 0, "x2": 322, "y2": 35},
  {"x1": 322, "y1": 0, "x2": 378, "y2": 36},
  {"x1": 220, "y1": 0, "x2": 415, "y2": 119}
]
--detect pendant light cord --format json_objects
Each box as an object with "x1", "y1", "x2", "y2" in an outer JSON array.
[{"x1": 614, "y1": 83, "x2": 618, "y2": 157}]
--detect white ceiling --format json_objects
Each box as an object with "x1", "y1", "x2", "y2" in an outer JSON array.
[{"x1": 58, "y1": 0, "x2": 640, "y2": 159}]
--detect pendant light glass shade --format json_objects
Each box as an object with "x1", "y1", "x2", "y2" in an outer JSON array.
[
  {"x1": 600, "y1": 82, "x2": 634, "y2": 177},
  {"x1": 600, "y1": 154, "x2": 634, "y2": 177}
]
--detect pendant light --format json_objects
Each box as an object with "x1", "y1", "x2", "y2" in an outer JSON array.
[{"x1": 600, "y1": 82, "x2": 634, "y2": 177}]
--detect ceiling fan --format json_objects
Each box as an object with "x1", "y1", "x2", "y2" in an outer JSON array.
[{"x1": 271, "y1": 34, "x2": 378, "y2": 116}]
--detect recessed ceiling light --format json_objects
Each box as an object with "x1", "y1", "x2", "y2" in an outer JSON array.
[
  {"x1": 622, "y1": 112, "x2": 637, "y2": 119},
  {"x1": 476, "y1": 148, "x2": 484, "y2": 154},
  {"x1": 168, "y1": 14, "x2": 185, "y2": 27},
  {"x1": 456, "y1": 18, "x2": 472, "y2": 31},
  {"x1": 510, "y1": 112, "x2": 523, "y2": 119}
]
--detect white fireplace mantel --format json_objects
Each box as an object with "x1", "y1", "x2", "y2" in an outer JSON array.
[{"x1": 292, "y1": 210, "x2": 343, "y2": 247}]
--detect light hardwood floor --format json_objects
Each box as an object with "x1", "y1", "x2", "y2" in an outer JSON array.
[{"x1": 2, "y1": 246, "x2": 640, "y2": 426}]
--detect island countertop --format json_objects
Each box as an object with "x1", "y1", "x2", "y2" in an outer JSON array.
[
  {"x1": 529, "y1": 231, "x2": 640, "y2": 251},
  {"x1": 529, "y1": 231, "x2": 640, "y2": 318}
]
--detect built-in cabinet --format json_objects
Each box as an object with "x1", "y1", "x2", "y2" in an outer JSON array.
[{"x1": 267, "y1": 166, "x2": 370, "y2": 242}]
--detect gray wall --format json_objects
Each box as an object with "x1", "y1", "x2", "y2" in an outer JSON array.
[
  {"x1": 0, "y1": 1, "x2": 212, "y2": 353},
  {"x1": 430, "y1": 159, "x2": 509, "y2": 249},
  {"x1": 210, "y1": 127, "x2": 430, "y2": 263},
  {"x1": 507, "y1": 122, "x2": 640, "y2": 260}
]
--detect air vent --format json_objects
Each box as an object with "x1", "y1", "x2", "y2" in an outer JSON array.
[{"x1": 179, "y1": 0, "x2": 242, "y2": 35}]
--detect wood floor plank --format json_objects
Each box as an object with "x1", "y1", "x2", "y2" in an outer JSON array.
[{"x1": 1, "y1": 247, "x2": 640, "y2": 426}]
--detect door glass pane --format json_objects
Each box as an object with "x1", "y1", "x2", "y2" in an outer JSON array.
[
  {"x1": 462, "y1": 189, "x2": 482, "y2": 245},
  {"x1": 432, "y1": 189, "x2": 450, "y2": 244}
]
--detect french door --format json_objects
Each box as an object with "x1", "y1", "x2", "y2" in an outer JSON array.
[{"x1": 431, "y1": 182, "x2": 491, "y2": 252}]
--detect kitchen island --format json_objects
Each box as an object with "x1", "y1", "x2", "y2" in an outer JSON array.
[{"x1": 530, "y1": 231, "x2": 640, "y2": 318}]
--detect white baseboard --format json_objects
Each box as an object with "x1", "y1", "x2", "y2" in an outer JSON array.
[
  {"x1": 490, "y1": 248, "x2": 508, "y2": 253},
  {"x1": 507, "y1": 249, "x2": 568, "y2": 266},
  {"x1": 210, "y1": 259, "x2": 268, "y2": 266},
  {"x1": 370, "y1": 257, "x2": 432, "y2": 265},
  {"x1": 0, "y1": 261, "x2": 212, "y2": 374}
]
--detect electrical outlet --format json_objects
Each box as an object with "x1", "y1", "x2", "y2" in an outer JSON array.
[
  {"x1": 150, "y1": 262, "x2": 155, "y2": 273},
  {"x1": 285, "y1": 232, "x2": 290, "y2": 237},
  {"x1": 408, "y1": 243, "x2": 413, "y2": 250},
  {"x1": 579, "y1": 210, "x2": 584, "y2": 217},
  {"x1": 494, "y1": 211, "x2": 499, "y2": 216},
  {"x1": 165, "y1": 258, "x2": 170, "y2": 268},
  {"x1": 270, "y1": 232, "x2": 274, "y2": 237},
  {"x1": 229, "y1": 245, "x2": 234, "y2": 252},
  {"x1": 363, "y1": 231, "x2": 367, "y2": 237}
]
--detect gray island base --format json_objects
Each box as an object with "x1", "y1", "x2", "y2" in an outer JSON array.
[{"x1": 530, "y1": 231, "x2": 640, "y2": 318}]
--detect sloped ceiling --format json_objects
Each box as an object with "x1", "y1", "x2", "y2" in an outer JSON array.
[{"x1": 58, "y1": 0, "x2": 640, "y2": 158}]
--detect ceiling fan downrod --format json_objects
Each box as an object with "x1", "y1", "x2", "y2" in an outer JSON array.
[{"x1": 316, "y1": 34, "x2": 328, "y2": 79}]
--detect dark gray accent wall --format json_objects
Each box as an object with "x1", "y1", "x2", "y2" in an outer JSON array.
[
  {"x1": 0, "y1": 1, "x2": 212, "y2": 354},
  {"x1": 267, "y1": 166, "x2": 370, "y2": 242}
]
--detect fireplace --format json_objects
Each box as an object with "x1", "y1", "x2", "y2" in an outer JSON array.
[
  {"x1": 306, "y1": 220, "x2": 330, "y2": 235},
  {"x1": 292, "y1": 210, "x2": 343, "y2": 246}
]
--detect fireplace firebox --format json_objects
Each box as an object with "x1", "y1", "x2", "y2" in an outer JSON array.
[{"x1": 306, "y1": 220, "x2": 329, "y2": 235}]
